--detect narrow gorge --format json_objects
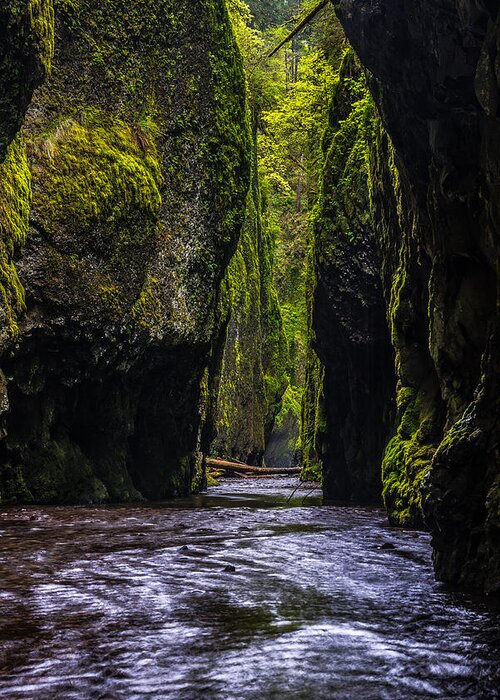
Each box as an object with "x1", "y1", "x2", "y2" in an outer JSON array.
[{"x1": 0, "y1": 0, "x2": 499, "y2": 696}]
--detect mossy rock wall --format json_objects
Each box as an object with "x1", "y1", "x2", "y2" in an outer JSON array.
[
  {"x1": 0, "y1": 0, "x2": 250, "y2": 503},
  {"x1": 303, "y1": 50, "x2": 395, "y2": 502},
  {"x1": 300, "y1": 344, "x2": 325, "y2": 484},
  {"x1": 212, "y1": 138, "x2": 287, "y2": 465},
  {"x1": 332, "y1": 0, "x2": 500, "y2": 593}
]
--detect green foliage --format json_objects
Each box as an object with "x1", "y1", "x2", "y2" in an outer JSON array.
[
  {"x1": 246, "y1": 0, "x2": 297, "y2": 29},
  {"x1": 214, "y1": 0, "x2": 340, "y2": 466},
  {"x1": 259, "y1": 49, "x2": 336, "y2": 208},
  {"x1": 0, "y1": 137, "x2": 31, "y2": 336},
  {"x1": 228, "y1": 0, "x2": 287, "y2": 117},
  {"x1": 213, "y1": 144, "x2": 287, "y2": 464},
  {"x1": 247, "y1": 5, "x2": 342, "y2": 466},
  {"x1": 226, "y1": 1, "x2": 341, "y2": 467}
]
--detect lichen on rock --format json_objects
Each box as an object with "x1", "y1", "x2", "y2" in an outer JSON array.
[{"x1": 0, "y1": 137, "x2": 31, "y2": 338}]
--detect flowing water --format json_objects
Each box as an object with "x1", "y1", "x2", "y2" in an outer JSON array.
[{"x1": 0, "y1": 478, "x2": 499, "y2": 699}]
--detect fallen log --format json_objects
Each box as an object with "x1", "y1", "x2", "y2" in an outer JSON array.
[{"x1": 206, "y1": 457, "x2": 301, "y2": 477}]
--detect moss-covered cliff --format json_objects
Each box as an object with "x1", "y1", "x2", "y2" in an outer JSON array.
[
  {"x1": 302, "y1": 49, "x2": 395, "y2": 501},
  {"x1": 317, "y1": 0, "x2": 500, "y2": 592},
  {"x1": 2, "y1": 0, "x2": 499, "y2": 596},
  {"x1": 211, "y1": 139, "x2": 287, "y2": 465},
  {"x1": 0, "y1": 0, "x2": 250, "y2": 503}
]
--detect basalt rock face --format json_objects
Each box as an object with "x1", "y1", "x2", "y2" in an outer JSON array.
[
  {"x1": 307, "y1": 51, "x2": 395, "y2": 503},
  {"x1": 0, "y1": 0, "x2": 250, "y2": 503},
  {"x1": 332, "y1": 0, "x2": 500, "y2": 592}
]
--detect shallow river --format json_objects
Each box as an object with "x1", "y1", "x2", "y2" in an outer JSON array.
[{"x1": 0, "y1": 478, "x2": 499, "y2": 699}]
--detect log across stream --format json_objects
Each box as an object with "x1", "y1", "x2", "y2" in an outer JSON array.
[{"x1": 206, "y1": 457, "x2": 301, "y2": 478}]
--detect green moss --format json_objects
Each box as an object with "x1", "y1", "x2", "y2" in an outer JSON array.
[
  {"x1": 30, "y1": 109, "x2": 161, "y2": 232},
  {"x1": 131, "y1": 275, "x2": 162, "y2": 329},
  {"x1": 206, "y1": 470, "x2": 222, "y2": 487},
  {"x1": 0, "y1": 137, "x2": 31, "y2": 336},
  {"x1": 0, "y1": 0, "x2": 252, "y2": 504},
  {"x1": 301, "y1": 461, "x2": 322, "y2": 483},
  {"x1": 388, "y1": 264, "x2": 407, "y2": 343},
  {"x1": 312, "y1": 48, "x2": 376, "y2": 254},
  {"x1": 18, "y1": 439, "x2": 109, "y2": 504},
  {"x1": 300, "y1": 345, "x2": 326, "y2": 483},
  {"x1": 382, "y1": 384, "x2": 439, "y2": 526},
  {"x1": 436, "y1": 410, "x2": 475, "y2": 453},
  {"x1": 301, "y1": 51, "x2": 377, "y2": 486},
  {"x1": 0, "y1": 0, "x2": 55, "y2": 160},
  {"x1": 485, "y1": 473, "x2": 500, "y2": 523},
  {"x1": 190, "y1": 453, "x2": 205, "y2": 493},
  {"x1": 97, "y1": 279, "x2": 125, "y2": 318},
  {"x1": 28, "y1": 0, "x2": 55, "y2": 73},
  {"x1": 0, "y1": 463, "x2": 33, "y2": 503},
  {"x1": 373, "y1": 121, "x2": 443, "y2": 525},
  {"x1": 24, "y1": 108, "x2": 164, "y2": 322},
  {"x1": 275, "y1": 384, "x2": 302, "y2": 429}
]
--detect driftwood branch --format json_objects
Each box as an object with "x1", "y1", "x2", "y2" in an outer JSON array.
[{"x1": 268, "y1": 0, "x2": 330, "y2": 58}]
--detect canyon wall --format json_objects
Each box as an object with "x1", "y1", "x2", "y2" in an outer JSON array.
[
  {"x1": 211, "y1": 141, "x2": 287, "y2": 465},
  {"x1": 304, "y1": 49, "x2": 395, "y2": 503},
  {"x1": 0, "y1": 0, "x2": 250, "y2": 503},
  {"x1": 0, "y1": 0, "x2": 54, "y2": 160},
  {"x1": 311, "y1": 0, "x2": 499, "y2": 592},
  {"x1": 1, "y1": 0, "x2": 499, "y2": 594}
]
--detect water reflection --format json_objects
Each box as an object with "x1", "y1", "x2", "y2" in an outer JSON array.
[{"x1": 0, "y1": 478, "x2": 498, "y2": 699}]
